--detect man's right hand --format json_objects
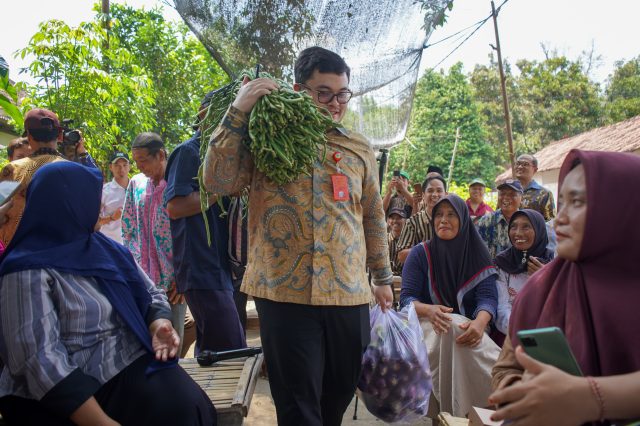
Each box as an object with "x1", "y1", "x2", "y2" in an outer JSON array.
[{"x1": 232, "y1": 77, "x2": 279, "y2": 113}]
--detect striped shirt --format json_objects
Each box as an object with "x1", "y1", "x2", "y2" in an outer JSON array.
[
  {"x1": 388, "y1": 232, "x2": 403, "y2": 275},
  {"x1": 0, "y1": 266, "x2": 170, "y2": 401},
  {"x1": 396, "y1": 210, "x2": 434, "y2": 252}
]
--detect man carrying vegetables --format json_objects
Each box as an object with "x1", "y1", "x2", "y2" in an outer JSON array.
[{"x1": 203, "y1": 47, "x2": 393, "y2": 426}]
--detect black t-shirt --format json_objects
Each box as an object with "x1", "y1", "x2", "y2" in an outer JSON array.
[{"x1": 164, "y1": 132, "x2": 232, "y2": 293}]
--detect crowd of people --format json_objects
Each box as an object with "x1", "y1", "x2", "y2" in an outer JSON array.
[{"x1": 0, "y1": 45, "x2": 637, "y2": 426}]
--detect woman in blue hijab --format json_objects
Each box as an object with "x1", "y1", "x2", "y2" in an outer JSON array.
[{"x1": 0, "y1": 162, "x2": 215, "y2": 425}]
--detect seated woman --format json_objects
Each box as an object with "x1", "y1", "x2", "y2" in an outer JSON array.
[
  {"x1": 400, "y1": 194, "x2": 500, "y2": 418},
  {"x1": 490, "y1": 150, "x2": 640, "y2": 425},
  {"x1": 0, "y1": 162, "x2": 216, "y2": 426},
  {"x1": 494, "y1": 209, "x2": 554, "y2": 337}
]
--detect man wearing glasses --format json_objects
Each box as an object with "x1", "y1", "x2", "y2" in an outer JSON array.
[
  {"x1": 514, "y1": 154, "x2": 556, "y2": 221},
  {"x1": 203, "y1": 46, "x2": 393, "y2": 426}
]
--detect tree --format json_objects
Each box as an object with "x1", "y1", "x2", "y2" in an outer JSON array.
[
  {"x1": 470, "y1": 53, "x2": 603, "y2": 163},
  {"x1": 389, "y1": 63, "x2": 497, "y2": 185},
  {"x1": 514, "y1": 56, "x2": 602, "y2": 152},
  {"x1": 19, "y1": 19, "x2": 157, "y2": 166},
  {"x1": 108, "y1": 4, "x2": 229, "y2": 145},
  {"x1": 16, "y1": 4, "x2": 228, "y2": 167},
  {"x1": 604, "y1": 56, "x2": 640, "y2": 123},
  {"x1": 0, "y1": 55, "x2": 23, "y2": 130},
  {"x1": 469, "y1": 53, "x2": 524, "y2": 168}
]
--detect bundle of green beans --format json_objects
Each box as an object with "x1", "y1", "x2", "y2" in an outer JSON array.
[
  {"x1": 247, "y1": 87, "x2": 335, "y2": 185},
  {"x1": 196, "y1": 69, "x2": 335, "y2": 242}
]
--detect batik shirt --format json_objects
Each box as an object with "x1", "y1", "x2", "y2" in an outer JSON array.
[
  {"x1": 475, "y1": 209, "x2": 511, "y2": 260},
  {"x1": 388, "y1": 232, "x2": 403, "y2": 276},
  {"x1": 203, "y1": 106, "x2": 393, "y2": 306},
  {"x1": 396, "y1": 210, "x2": 434, "y2": 252},
  {"x1": 122, "y1": 174, "x2": 174, "y2": 291},
  {"x1": 521, "y1": 180, "x2": 556, "y2": 221}
]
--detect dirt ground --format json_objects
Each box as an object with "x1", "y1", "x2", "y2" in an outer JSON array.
[{"x1": 184, "y1": 302, "x2": 433, "y2": 425}]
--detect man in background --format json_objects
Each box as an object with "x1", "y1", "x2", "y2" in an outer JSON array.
[
  {"x1": 6, "y1": 137, "x2": 31, "y2": 161},
  {"x1": 475, "y1": 179, "x2": 522, "y2": 259},
  {"x1": 165, "y1": 94, "x2": 245, "y2": 354},
  {"x1": 466, "y1": 178, "x2": 493, "y2": 222},
  {"x1": 122, "y1": 132, "x2": 188, "y2": 354},
  {"x1": 387, "y1": 207, "x2": 407, "y2": 276},
  {"x1": 514, "y1": 154, "x2": 555, "y2": 221},
  {"x1": 383, "y1": 170, "x2": 413, "y2": 218},
  {"x1": 97, "y1": 152, "x2": 130, "y2": 243}
]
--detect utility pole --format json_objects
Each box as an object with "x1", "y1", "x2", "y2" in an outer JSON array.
[
  {"x1": 447, "y1": 127, "x2": 460, "y2": 187},
  {"x1": 491, "y1": 0, "x2": 516, "y2": 176},
  {"x1": 102, "y1": 0, "x2": 111, "y2": 72}
]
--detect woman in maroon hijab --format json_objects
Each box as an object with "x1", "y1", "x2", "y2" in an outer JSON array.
[{"x1": 489, "y1": 150, "x2": 640, "y2": 425}]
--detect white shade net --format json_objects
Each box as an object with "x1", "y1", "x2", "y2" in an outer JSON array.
[{"x1": 172, "y1": 0, "x2": 451, "y2": 148}]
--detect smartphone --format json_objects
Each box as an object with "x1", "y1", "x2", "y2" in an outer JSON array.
[
  {"x1": 412, "y1": 183, "x2": 422, "y2": 195},
  {"x1": 392, "y1": 170, "x2": 401, "y2": 177},
  {"x1": 517, "y1": 327, "x2": 583, "y2": 376},
  {"x1": 0, "y1": 181, "x2": 20, "y2": 206}
]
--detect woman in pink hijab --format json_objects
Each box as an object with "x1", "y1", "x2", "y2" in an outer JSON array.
[{"x1": 489, "y1": 149, "x2": 640, "y2": 425}]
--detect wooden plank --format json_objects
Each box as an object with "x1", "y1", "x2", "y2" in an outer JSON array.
[
  {"x1": 232, "y1": 357, "x2": 254, "y2": 407},
  {"x1": 242, "y1": 354, "x2": 264, "y2": 415},
  {"x1": 180, "y1": 354, "x2": 263, "y2": 424}
]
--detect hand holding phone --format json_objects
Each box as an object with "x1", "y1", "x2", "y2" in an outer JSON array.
[
  {"x1": 527, "y1": 256, "x2": 547, "y2": 275},
  {"x1": 517, "y1": 327, "x2": 583, "y2": 376}
]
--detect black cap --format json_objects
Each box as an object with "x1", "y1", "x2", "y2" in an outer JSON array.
[
  {"x1": 388, "y1": 207, "x2": 407, "y2": 219},
  {"x1": 132, "y1": 132, "x2": 164, "y2": 150},
  {"x1": 109, "y1": 151, "x2": 130, "y2": 164},
  {"x1": 497, "y1": 179, "x2": 524, "y2": 193}
]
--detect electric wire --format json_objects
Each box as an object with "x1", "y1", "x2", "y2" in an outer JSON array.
[{"x1": 427, "y1": 0, "x2": 511, "y2": 70}]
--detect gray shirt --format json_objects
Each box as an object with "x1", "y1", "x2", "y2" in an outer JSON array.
[{"x1": 0, "y1": 266, "x2": 170, "y2": 401}]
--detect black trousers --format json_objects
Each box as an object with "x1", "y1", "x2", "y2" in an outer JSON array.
[
  {"x1": 254, "y1": 298, "x2": 370, "y2": 426},
  {"x1": 184, "y1": 289, "x2": 246, "y2": 355},
  {"x1": 0, "y1": 354, "x2": 216, "y2": 426}
]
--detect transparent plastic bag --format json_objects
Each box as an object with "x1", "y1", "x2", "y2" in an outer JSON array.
[{"x1": 358, "y1": 304, "x2": 432, "y2": 423}]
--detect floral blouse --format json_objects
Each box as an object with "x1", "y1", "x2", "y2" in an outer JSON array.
[{"x1": 121, "y1": 174, "x2": 174, "y2": 291}]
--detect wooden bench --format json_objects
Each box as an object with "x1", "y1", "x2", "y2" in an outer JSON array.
[{"x1": 179, "y1": 354, "x2": 264, "y2": 426}]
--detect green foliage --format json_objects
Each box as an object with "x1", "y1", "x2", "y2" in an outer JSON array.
[
  {"x1": 389, "y1": 63, "x2": 497, "y2": 186},
  {"x1": 605, "y1": 56, "x2": 640, "y2": 123},
  {"x1": 469, "y1": 53, "x2": 603, "y2": 168},
  {"x1": 19, "y1": 19, "x2": 156, "y2": 167},
  {"x1": 515, "y1": 56, "x2": 602, "y2": 151},
  {"x1": 107, "y1": 4, "x2": 229, "y2": 145},
  {"x1": 16, "y1": 3, "x2": 228, "y2": 169},
  {"x1": 0, "y1": 56, "x2": 24, "y2": 132}
]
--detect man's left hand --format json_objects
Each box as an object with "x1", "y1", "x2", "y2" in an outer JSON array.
[
  {"x1": 373, "y1": 284, "x2": 393, "y2": 312},
  {"x1": 149, "y1": 319, "x2": 180, "y2": 361}
]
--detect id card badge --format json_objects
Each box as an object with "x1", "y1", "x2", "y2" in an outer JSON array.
[{"x1": 331, "y1": 174, "x2": 349, "y2": 201}]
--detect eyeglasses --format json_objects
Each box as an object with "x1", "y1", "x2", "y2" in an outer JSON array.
[
  {"x1": 516, "y1": 161, "x2": 533, "y2": 168},
  {"x1": 300, "y1": 84, "x2": 353, "y2": 104}
]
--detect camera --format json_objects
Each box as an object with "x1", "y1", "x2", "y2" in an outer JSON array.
[
  {"x1": 59, "y1": 119, "x2": 82, "y2": 159},
  {"x1": 393, "y1": 170, "x2": 401, "y2": 177}
]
